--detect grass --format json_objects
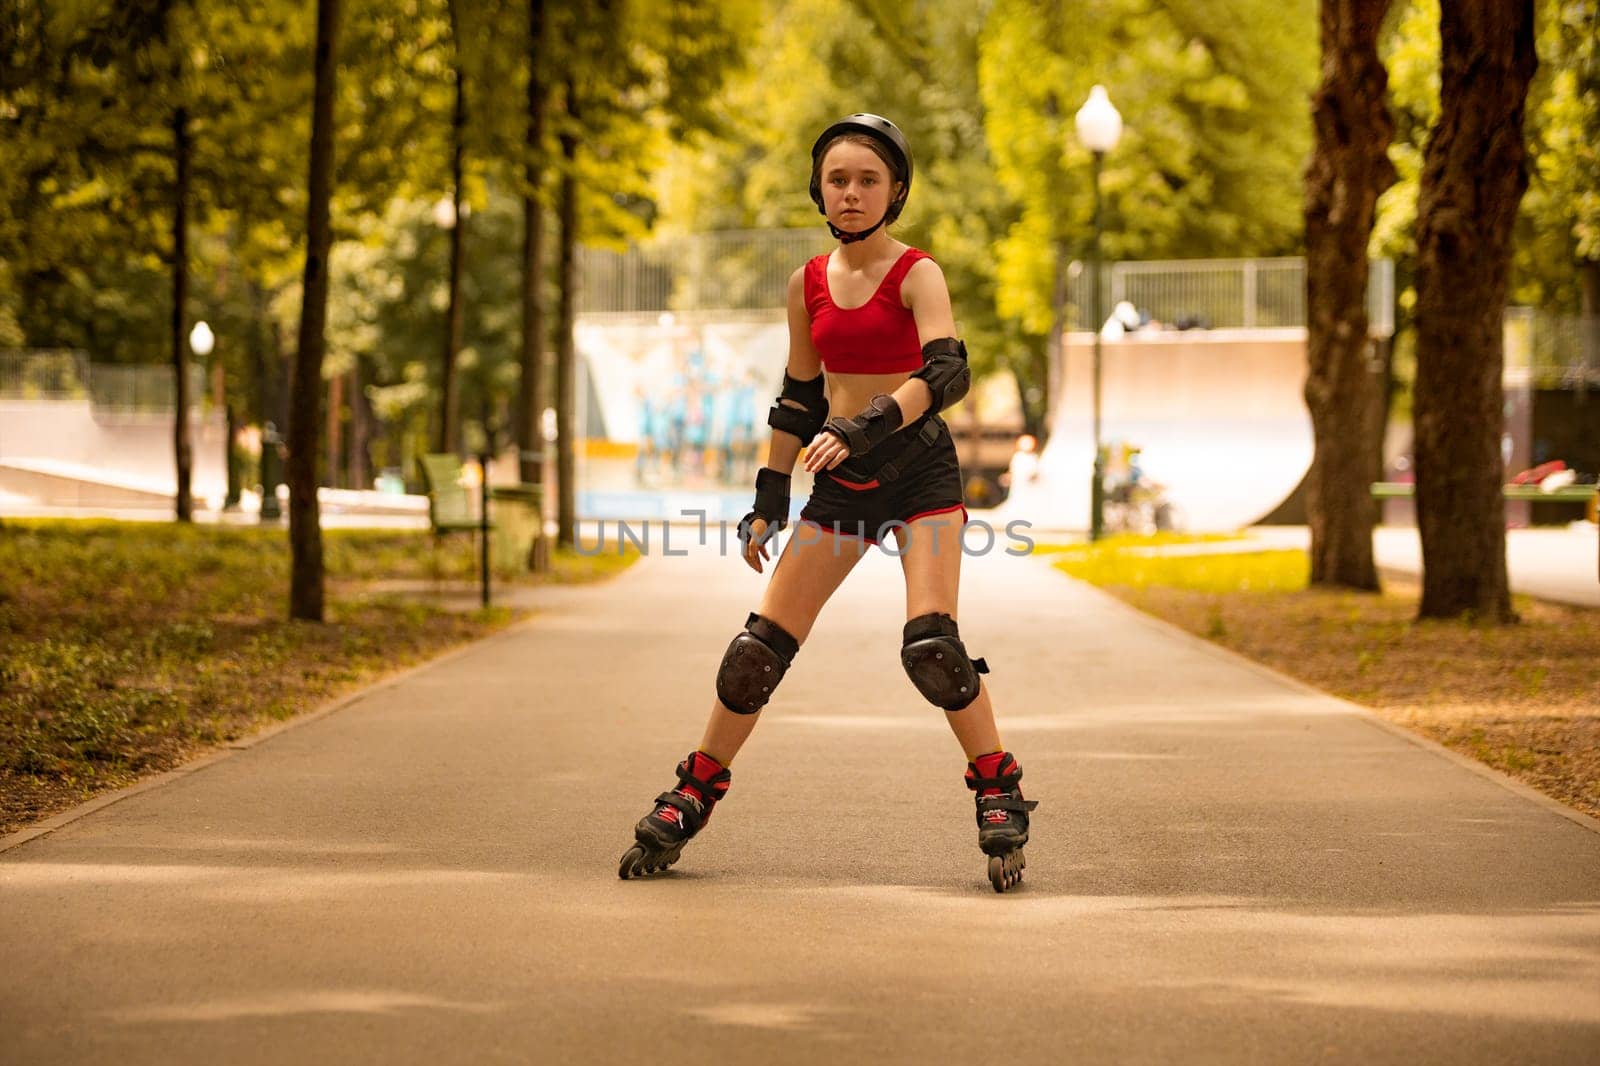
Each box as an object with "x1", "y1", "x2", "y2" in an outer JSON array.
[
  {"x1": 1053, "y1": 537, "x2": 1600, "y2": 819},
  {"x1": 0, "y1": 520, "x2": 638, "y2": 835}
]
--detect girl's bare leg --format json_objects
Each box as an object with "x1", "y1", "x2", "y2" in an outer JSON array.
[
  {"x1": 696, "y1": 524, "x2": 870, "y2": 764},
  {"x1": 893, "y1": 512, "x2": 1004, "y2": 759}
]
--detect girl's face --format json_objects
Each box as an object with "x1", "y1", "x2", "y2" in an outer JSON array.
[{"x1": 819, "y1": 140, "x2": 901, "y2": 234}]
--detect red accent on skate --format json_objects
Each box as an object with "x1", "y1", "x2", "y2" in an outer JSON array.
[
  {"x1": 969, "y1": 752, "x2": 1021, "y2": 825},
  {"x1": 650, "y1": 751, "x2": 729, "y2": 827}
]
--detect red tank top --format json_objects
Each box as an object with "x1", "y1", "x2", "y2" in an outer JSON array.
[{"x1": 804, "y1": 248, "x2": 929, "y2": 374}]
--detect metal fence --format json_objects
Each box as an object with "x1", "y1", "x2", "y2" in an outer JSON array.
[
  {"x1": 1504, "y1": 307, "x2": 1600, "y2": 390},
  {"x1": 579, "y1": 234, "x2": 1398, "y2": 337},
  {"x1": 0, "y1": 349, "x2": 88, "y2": 399},
  {"x1": 1066, "y1": 256, "x2": 1396, "y2": 336},
  {"x1": 0, "y1": 349, "x2": 204, "y2": 412},
  {"x1": 579, "y1": 229, "x2": 832, "y2": 314}
]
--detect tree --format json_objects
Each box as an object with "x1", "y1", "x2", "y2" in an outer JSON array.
[
  {"x1": 981, "y1": 0, "x2": 1317, "y2": 344},
  {"x1": 554, "y1": 71, "x2": 580, "y2": 549},
  {"x1": 172, "y1": 96, "x2": 195, "y2": 521},
  {"x1": 517, "y1": 0, "x2": 550, "y2": 488},
  {"x1": 289, "y1": 0, "x2": 341, "y2": 622},
  {"x1": 436, "y1": 0, "x2": 468, "y2": 455},
  {"x1": 1516, "y1": 1, "x2": 1600, "y2": 315},
  {"x1": 1412, "y1": 0, "x2": 1537, "y2": 621},
  {"x1": 1302, "y1": 0, "x2": 1396, "y2": 590}
]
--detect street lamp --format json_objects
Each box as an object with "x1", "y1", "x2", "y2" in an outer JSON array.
[
  {"x1": 188, "y1": 320, "x2": 214, "y2": 359},
  {"x1": 1075, "y1": 84, "x2": 1122, "y2": 541},
  {"x1": 248, "y1": 317, "x2": 285, "y2": 524},
  {"x1": 187, "y1": 321, "x2": 217, "y2": 513}
]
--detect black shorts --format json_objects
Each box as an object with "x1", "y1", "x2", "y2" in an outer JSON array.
[{"x1": 798, "y1": 415, "x2": 968, "y2": 545}]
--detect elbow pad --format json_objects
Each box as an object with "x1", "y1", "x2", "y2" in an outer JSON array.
[
  {"x1": 910, "y1": 338, "x2": 971, "y2": 413},
  {"x1": 767, "y1": 372, "x2": 827, "y2": 441}
]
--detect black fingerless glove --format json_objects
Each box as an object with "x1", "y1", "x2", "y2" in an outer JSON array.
[
  {"x1": 738, "y1": 467, "x2": 791, "y2": 550},
  {"x1": 822, "y1": 393, "x2": 903, "y2": 456}
]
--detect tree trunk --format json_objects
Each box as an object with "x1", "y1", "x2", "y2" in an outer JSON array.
[
  {"x1": 518, "y1": 0, "x2": 549, "y2": 487},
  {"x1": 554, "y1": 75, "x2": 579, "y2": 549},
  {"x1": 438, "y1": 0, "x2": 468, "y2": 456},
  {"x1": 348, "y1": 362, "x2": 372, "y2": 491},
  {"x1": 326, "y1": 370, "x2": 344, "y2": 489},
  {"x1": 1581, "y1": 259, "x2": 1597, "y2": 581},
  {"x1": 172, "y1": 105, "x2": 193, "y2": 523},
  {"x1": 1581, "y1": 258, "x2": 1599, "y2": 398},
  {"x1": 1412, "y1": 0, "x2": 1536, "y2": 622},
  {"x1": 289, "y1": 0, "x2": 341, "y2": 623},
  {"x1": 1302, "y1": 0, "x2": 1395, "y2": 590}
]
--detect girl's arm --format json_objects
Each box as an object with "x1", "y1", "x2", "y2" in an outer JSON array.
[
  {"x1": 766, "y1": 266, "x2": 825, "y2": 474},
  {"x1": 738, "y1": 267, "x2": 821, "y2": 573},
  {"x1": 891, "y1": 256, "x2": 958, "y2": 423}
]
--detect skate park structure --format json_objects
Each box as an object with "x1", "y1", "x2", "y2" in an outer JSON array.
[
  {"x1": 570, "y1": 241, "x2": 1375, "y2": 528},
  {"x1": 18, "y1": 241, "x2": 1591, "y2": 535},
  {"x1": 0, "y1": 353, "x2": 229, "y2": 510},
  {"x1": 1001, "y1": 256, "x2": 1395, "y2": 532}
]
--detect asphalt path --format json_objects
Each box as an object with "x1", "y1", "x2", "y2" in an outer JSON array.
[{"x1": 3, "y1": 533, "x2": 1598, "y2": 1065}]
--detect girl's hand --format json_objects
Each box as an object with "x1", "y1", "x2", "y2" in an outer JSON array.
[
  {"x1": 803, "y1": 433, "x2": 849, "y2": 473},
  {"x1": 742, "y1": 517, "x2": 772, "y2": 573}
]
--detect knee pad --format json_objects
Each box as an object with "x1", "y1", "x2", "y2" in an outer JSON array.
[
  {"x1": 716, "y1": 613, "x2": 799, "y2": 715},
  {"x1": 901, "y1": 612, "x2": 989, "y2": 711}
]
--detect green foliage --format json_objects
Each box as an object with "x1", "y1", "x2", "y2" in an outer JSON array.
[
  {"x1": 1052, "y1": 541, "x2": 1309, "y2": 593},
  {"x1": 980, "y1": 0, "x2": 1316, "y2": 331},
  {"x1": 654, "y1": 0, "x2": 1316, "y2": 429},
  {"x1": 1520, "y1": 0, "x2": 1599, "y2": 310},
  {"x1": 1377, "y1": 0, "x2": 1598, "y2": 318}
]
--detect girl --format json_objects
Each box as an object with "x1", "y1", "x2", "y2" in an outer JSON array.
[{"x1": 619, "y1": 114, "x2": 1037, "y2": 892}]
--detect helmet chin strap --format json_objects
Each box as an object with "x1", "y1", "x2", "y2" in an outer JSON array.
[
  {"x1": 825, "y1": 197, "x2": 904, "y2": 244},
  {"x1": 828, "y1": 214, "x2": 887, "y2": 244}
]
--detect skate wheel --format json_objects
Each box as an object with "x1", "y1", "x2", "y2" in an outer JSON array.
[
  {"x1": 988, "y1": 851, "x2": 1025, "y2": 893},
  {"x1": 619, "y1": 845, "x2": 647, "y2": 879}
]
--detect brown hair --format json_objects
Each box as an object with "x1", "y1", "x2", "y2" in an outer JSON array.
[{"x1": 811, "y1": 133, "x2": 906, "y2": 192}]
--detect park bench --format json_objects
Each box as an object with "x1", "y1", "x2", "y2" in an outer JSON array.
[
  {"x1": 419, "y1": 453, "x2": 486, "y2": 536},
  {"x1": 419, "y1": 453, "x2": 548, "y2": 603},
  {"x1": 1371, "y1": 481, "x2": 1598, "y2": 522}
]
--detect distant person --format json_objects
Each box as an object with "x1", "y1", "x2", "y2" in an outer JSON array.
[
  {"x1": 634, "y1": 385, "x2": 658, "y2": 484},
  {"x1": 617, "y1": 113, "x2": 1037, "y2": 893},
  {"x1": 1004, "y1": 433, "x2": 1039, "y2": 490}
]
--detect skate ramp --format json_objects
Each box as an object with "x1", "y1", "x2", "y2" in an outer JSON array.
[
  {"x1": 0, "y1": 399, "x2": 227, "y2": 507},
  {"x1": 1001, "y1": 328, "x2": 1312, "y2": 532}
]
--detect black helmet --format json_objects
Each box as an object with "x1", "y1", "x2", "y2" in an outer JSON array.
[{"x1": 809, "y1": 113, "x2": 914, "y2": 229}]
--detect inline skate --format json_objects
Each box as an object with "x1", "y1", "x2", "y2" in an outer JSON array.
[
  {"x1": 965, "y1": 751, "x2": 1038, "y2": 893},
  {"x1": 619, "y1": 751, "x2": 731, "y2": 879}
]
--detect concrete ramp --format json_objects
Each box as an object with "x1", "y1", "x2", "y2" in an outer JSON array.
[
  {"x1": 1003, "y1": 328, "x2": 1312, "y2": 532},
  {"x1": 0, "y1": 399, "x2": 228, "y2": 507}
]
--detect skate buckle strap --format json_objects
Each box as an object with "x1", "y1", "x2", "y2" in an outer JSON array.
[
  {"x1": 976, "y1": 794, "x2": 1038, "y2": 815},
  {"x1": 654, "y1": 790, "x2": 709, "y2": 832},
  {"x1": 966, "y1": 770, "x2": 1023, "y2": 793},
  {"x1": 676, "y1": 761, "x2": 731, "y2": 796}
]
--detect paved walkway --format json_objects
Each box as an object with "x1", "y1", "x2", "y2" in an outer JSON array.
[{"x1": 2, "y1": 537, "x2": 1598, "y2": 1064}]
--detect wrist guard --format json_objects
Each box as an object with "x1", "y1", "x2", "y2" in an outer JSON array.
[
  {"x1": 909, "y1": 337, "x2": 971, "y2": 413},
  {"x1": 823, "y1": 393, "x2": 903, "y2": 456},
  {"x1": 738, "y1": 467, "x2": 790, "y2": 549},
  {"x1": 767, "y1": 372, "x2": 827, "y2": 442}
]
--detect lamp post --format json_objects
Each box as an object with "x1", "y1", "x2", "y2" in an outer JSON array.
[
  {"x1": 1075, "y1": 85, "x2": 1122, "y2": 541},
  {"x1": 188, "y1": 321, "x2": 215, "y2": 514},
  {"x1": 256, "y1": 324, "x2": 284, "y2": 524}
]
